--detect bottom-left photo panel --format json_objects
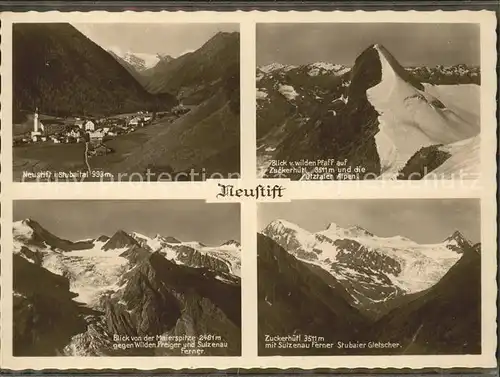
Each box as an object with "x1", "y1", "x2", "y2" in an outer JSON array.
[{"x1": 11, "y1": 199, "x2": 242, "y2": 357}]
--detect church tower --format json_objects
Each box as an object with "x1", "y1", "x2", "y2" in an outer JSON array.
[{"x1": 33, "y1": 107, "x2": 39, "y2": 132}]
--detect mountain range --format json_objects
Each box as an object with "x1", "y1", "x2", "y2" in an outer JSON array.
[
  {"x1": 13, "y1": 218, "x2": 241, "y2": 356},
  {"x1": 258, "y1": 219, "x2": 481, "y2": 355},
  {"x1": 104, "y1": 31, "x2": 241, "y2": 179},
  {"x1": 13, "y1": 23, "x2": 177, "y2": 118},
  {"x1": 257, "y1": 44, "x2": 480, "y2": 180}
]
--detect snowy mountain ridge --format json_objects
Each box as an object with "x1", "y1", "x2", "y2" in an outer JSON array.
[
  {"x1": 261, "y1": 218, "x2": 470, "y2": 310},
  {"x1": 367, "y1": 44, "x2": 479, "y2": 179},
  {"x1": 257, "y1": 44, "x2": 481, "y2": 180},
  {"x1": 13, "y1": 218, "x2": 242, "y2": 357},
  {"x1": 13, "y1": 218, "x2": 242, "y2": 307},
  {"x1": 108, "y1": 49, "x2": 173, "y2": 72}
]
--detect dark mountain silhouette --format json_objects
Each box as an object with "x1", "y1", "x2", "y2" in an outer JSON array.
[
  {"x1": 16, "y1": 219, "x2": 94, "y2": 251},
  {"x1": 397, "y1": 144, "x2": 452, "y2": 180},
  {"x1": 13, "y1": 254, "x2": 92, "y2": 356},
  {"x1": 106, "y1": 79, "x2": 241, "y2": 179},
  {"x1": 264, "y1": 45, "x2": 383, "y2": 179},
  {"x1": 96, "y1": 235, "x2": 110, "y2": 243},
  {"x1": 221, "y1": 239, "x2": 241, "y2": 247},
  {"x1": 258, "y1": 44, "x2": 479, "y2": 181},
  {"x1": 444, "y1": 230, "x2": 472, "y2": 253},
  {"x1": 119, "y1": 244, "x2": 152, "y2": 264},
  {"x1": 257, "y1": 233, "x2": 368, "y2": 355},
  {"x1": 159, "y1": 245, "x2": 234, "y2": 275},
  {"x1": 71, "y1": 251, "x2": 241, "y2": 356},
  {"x1": 91, "y1": 32, "x2": 241, "y2": 180},
  {"x1": 102, "y1": 230, "x2": 139, "y2": 251},
  {"x1": 369, "y1": 244, "x2": 481, "y2": 354},
  {"x1": 143, "y1": 32, "x2": 240, "y2": 106},
  {"x1": 107, "y1": 50, "x2": 149, "y2": 85},
  {"x1": 13, "y1": 23, "x2": 177, "y2": 117}
]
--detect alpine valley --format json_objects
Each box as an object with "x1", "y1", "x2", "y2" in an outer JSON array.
[
  {"x1": 13, "y1": 23, "x2": 240, "y2": 181},
  {"x1": 258, "y1": 219, "x2": 481, "y2": 355},
  {"x1": 13, "y1": 219, "x2": 241, "y2": 356},
  {"x1": 257, "y1": 44, "x2": 480, "y2": 180}
]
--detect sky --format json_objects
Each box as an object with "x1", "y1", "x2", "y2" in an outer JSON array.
[
  {"x1": 257, "y1": 23, "x2": 480, "y2": 67},
  {"x1": 258, "y1": 199, "x2": 481, "y2": 244},
  {"x1": 73, "y1": 23, "x2": 239, "y2": 57},
  {"x1": 14, "y1": 200, "x2": 240, "y2": 246}
]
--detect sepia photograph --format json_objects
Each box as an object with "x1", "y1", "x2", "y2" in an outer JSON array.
[
  {"x1": 13, "y1": 200, "x2": 241, "y2": 356},
  {"x1": 12, "y1": 23, "x2": 240, "y2": 182},
  {"x1": 257, "y1": 199, "x2": 481, "y2": 356},
  {"x1": 256, "y1": 23, "x2": 481, "y2": 181}
]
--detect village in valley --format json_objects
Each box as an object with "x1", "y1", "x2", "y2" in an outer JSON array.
[{"x1": 14, "y1": 104, "x2": 191, "y2": 155}]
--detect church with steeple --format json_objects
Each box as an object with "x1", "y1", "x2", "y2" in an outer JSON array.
[{"x1": 31, "y1": 108, "x2": 46, "y2": 142}]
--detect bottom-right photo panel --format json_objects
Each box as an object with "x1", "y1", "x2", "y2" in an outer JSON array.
[{"x1": 257, "y1": 198, "x2": 481, "y2": 356}]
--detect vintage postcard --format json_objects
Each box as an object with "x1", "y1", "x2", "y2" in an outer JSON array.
[{"x1": 0, "y1": 9, "x2": 497, "y2": 372}]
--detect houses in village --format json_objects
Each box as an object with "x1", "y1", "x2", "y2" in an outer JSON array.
[
  {"x1": 14, "y1": 106, "x2": 191, "y2": 148},
  {"x1": 14, "y1": 110, "x2": 157, "y2": 147}
]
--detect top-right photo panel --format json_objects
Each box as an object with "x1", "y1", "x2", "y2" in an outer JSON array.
[{"x1": 256, "y1": 23, "x2": 481, "y2": 181}]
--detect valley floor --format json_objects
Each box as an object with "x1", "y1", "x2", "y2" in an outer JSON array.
[{"x1": 13, "y1": 116, "x2": 178, "y2": 182}]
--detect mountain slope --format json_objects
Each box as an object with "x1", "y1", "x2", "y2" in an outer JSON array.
[
  {"x1": 13, "y1": 219, "x2": 242, "y2": 356},
  {"x1": 68, "y1": 251, "x2": 241, "y2": 356},
  {"x1": 102, "y1": 230, "x2": 140, "y2": 251},
  {"x1": 109, "y1": 51, "x2": 175, "y2": 87},
  {"x1": 143, "y1": 32, "x2": 240, "y2": 105},
  {"x1": 13, "y1": 254, "x2": 91, "y2": 356},
  {"x1": 107, "y1": 50, "x2": 150, "y2": 85},
  {"x1": 370, "y1": 245, "x2": 481, "y2": 354},
  {"x1": 97, "y1": 32, "x2": 241, "y2": 179},
  {"x1": 106, "y1": 85, "x2": 240, "y2": 178},
  {"x1": 256, "y1": 62, "x2": 350, "y2": 156},
  {"x1": 13, "y1": 23, "x2": 176, "y2": 117},
  {"x1": 258, "y1": 44, "x2": 480, "y2": 180},
  {"x1": 258, "y1": 233, "x2": 368, "y2": 355},
  {"x1": 258, "y1": 225, "x2": 482, "y2": 355},
  {"x1": 367, "y1": 44, "x2": 478, "y2": 179},
  {"x1": 14, "y1": 218, "x2": 94, "y2": 251}
]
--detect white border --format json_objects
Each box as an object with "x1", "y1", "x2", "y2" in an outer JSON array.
[{"x1": 0, "y1": 10, "x2": 497, "y2": 370}]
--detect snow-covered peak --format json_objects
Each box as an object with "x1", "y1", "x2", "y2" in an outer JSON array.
[
  {"x1": 346, "y1": 225, "x2": 374, "y2": 237},
  {"x1": 277, "y1": 84, "x2": 299, "y2": 101},
  {"x1": 424, "y1": 135, "x2": 480, "y2": 180},
  {"x1": 108, "y1": 48, "x2": 164, "y2": 71},
  {"x1": 320, "y1": 223, "x2": 373, "y2": 239},
  {"x1": 264, "y1": 219, "x2": 304, "y2": 235},
  {"x1": 263, "y1": 217, "x2": 466, "y2": 294},
  {"x1": 325, "y1": 222, "x2": 339, "y2": 232},
  {"x1": 221, "y1": 239, "x2": 241, "y2": 248},
  {"x1": 364, "y1": 43, "x2": 479, "y2": 179},
  {"x1": 445, "y1": 230, "x2": 468, "y2": 243},
  {"x1": 307, "y1": 62, "x2": 350, "y2": 77},
  {"x1": 129, "y1": 232, "x2": 162, "y2": 252},
  {"x1": 259, "y1": 62, "x2": 285, "y2": 73},
  {"x1": 14, "y1": 219, "x2": 35, "y2": 239},
  {"x1": 444, "y1": 230, "x2": 472, "y2": 252}
]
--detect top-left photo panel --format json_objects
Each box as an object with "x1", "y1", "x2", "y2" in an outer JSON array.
[{"x1": 12, "y1": 22, "x2": 241, "y2": 182}]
